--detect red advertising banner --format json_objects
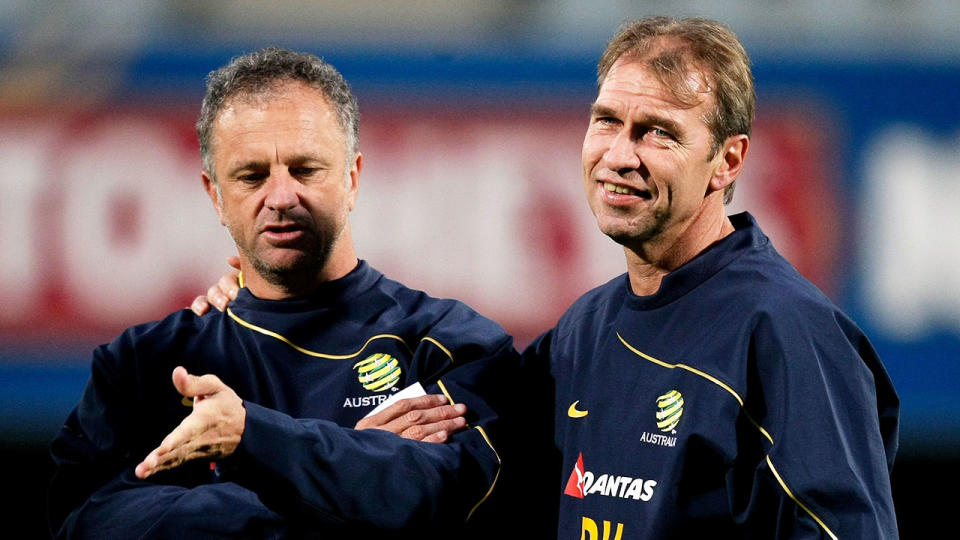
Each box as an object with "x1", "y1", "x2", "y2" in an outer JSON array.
[{"x1": 0, "y1": 104, "x2": 838, "y2": 347}]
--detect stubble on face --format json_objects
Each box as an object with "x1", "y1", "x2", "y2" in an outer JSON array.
[
  {"x1": 222, "y1": 179, "x2": 350, "y2": 292},
  {"x1": 236, "y1": 212, "x2": 329, "y2": 289}
]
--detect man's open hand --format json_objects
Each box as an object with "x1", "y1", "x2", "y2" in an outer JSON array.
[
  {"x1": 135, "y1": 367, "x2": 245, "y2": 479},
  {"x1": 355, "y1": 394, "x2": 467, "y2": 443}
]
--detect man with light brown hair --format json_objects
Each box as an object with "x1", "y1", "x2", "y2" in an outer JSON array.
[{"x1": 523, "y1": 16, "x2": 899, "y2": 538}]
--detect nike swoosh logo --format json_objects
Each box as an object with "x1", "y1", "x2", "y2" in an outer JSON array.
[{"x1": 568, "y1": 400, "x2": 589, "y2": 418}]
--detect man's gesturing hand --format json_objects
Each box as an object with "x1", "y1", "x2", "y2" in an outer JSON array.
[
  {"x1": 135, "y1": 367, "x2": 245, "y2": 479},
  {"x1": 355, "y1": 394, "x2": 467, "y2": 443}
]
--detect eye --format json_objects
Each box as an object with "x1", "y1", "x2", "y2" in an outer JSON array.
[
  {"x1": 237, "y1": 172, "x2": 267, "y2": 184},
  {"x1": 650, "y1": 127, "x2": 673, "y2": 139},
  {"x1": 289, "y1": 167, "x2": 317, "y2": 178}
]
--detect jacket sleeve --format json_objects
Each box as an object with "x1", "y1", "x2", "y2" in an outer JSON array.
[
  {"x1": 226, "y1": 322, "x2": 517, "y2": 532},
  {"x1": 738, "y1": 305, "x2": 900, "y2": 539},
  {"x1": 53, "y1": 472, "x2": 287, "y2": 539},
  {"x1": 48, "y1": 340, "x2": 285, "y2": 539},
  {"x1": 230, "y1": 403, "x2": 496, "y2": 532}
]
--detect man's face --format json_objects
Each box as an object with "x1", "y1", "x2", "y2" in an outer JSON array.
[
  {"x1": 582, "y1": 55, "x2": 724, "y2": 250},
  {"x1": 204, "y1": 81, "x2": 359, "y2": 287}
]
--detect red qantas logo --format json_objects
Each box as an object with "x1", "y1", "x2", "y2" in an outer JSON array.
[
  {"x1": 563, "y1": 452, "x2": 657, "y2": 501},
  {"x1": 564, "y1": 453, "x2": 587, "y2": 498}
]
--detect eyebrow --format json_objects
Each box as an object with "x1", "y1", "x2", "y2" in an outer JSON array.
[
  {"x1": 284, "y1": 154, "x2": 325, "y2": 166},
  {"x1": 589, "y1": 103, "x2": 618, "y2": 119},
  {"x1": 225, "y1": 154, "x2": 327, "y2": 178},
  {"x1": 225, "y1": 161, "x2": 269, "y2": 178}
]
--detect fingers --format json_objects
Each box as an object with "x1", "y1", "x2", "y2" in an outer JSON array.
[
  {"x1": 135, "y1": 451, "x2": 159, "y2": 479},
  {"x1": 190, "y1": 295, "x2": 211, "y2": 316},
  {"x1": 354, "y1": 394, "x2": 469, "y2": 442},
  {"x1": 217, "y1": 272, "x2": 240, "y2": 302},
  {"x1": 135, "y1": 428, "x2": 222, "y2": 478},
  {"x1": 194, "y1": 260, "x2": 241, "y2": 315},
  {"x1": 423, "y1": 430, "x2": 451, "y2": 444},
  {"x1": 355, "y1": 394, "x2": 447, "y2": 429},
  {"x1": 206, "y1": 283, "x2": 228, "y2": 313},
  {"x1": 204, "y1": 268, "x2": 241, "y2": 313},
  {"x1": 206, "y1": 283, "x2": 229, "y2": 313},
  {"x1": 400, "y1": 415, "x2": 467, "y2": 442},
  {"x1": 171, "y1": 367, "x2": 225, "y2": 399},
  {"x1": 135, "y1": 412, "x2": 206, "y2": 479}
]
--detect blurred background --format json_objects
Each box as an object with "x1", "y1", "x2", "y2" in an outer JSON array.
[{"x1": 1, "y1": 0, "x2": 957, "y2": 536}]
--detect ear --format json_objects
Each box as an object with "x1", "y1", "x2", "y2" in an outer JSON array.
[
  {"x1": 709, "y1": 135, "x2": 749, "y2": 193},
  {"x1": 346, "y1": 152, "x2": 362, "y2": 212},
  {"x1": 202, "y1": 171, "x2": 225, "y2": 225}
]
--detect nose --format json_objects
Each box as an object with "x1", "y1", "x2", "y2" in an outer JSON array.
[
  {"x1": 604, "y1": 128, "x2": 641, "y2": 172},
  {"x1": 263, "y1": 170, "x2": 299, "y2": 212}
]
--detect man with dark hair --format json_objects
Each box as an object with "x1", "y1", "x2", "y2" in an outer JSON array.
[
  {"x1": 49, "y1": 47, "x2": 517, "y2": 538},
  {"x1": 525, "y1": 16, "x2": 899, "y2": 538}
]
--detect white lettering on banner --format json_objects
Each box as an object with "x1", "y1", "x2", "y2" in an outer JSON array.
[
  {"x1": 0, "y1": 110, "x2": 624, "y2": 337},
  {"x1": 0, "y1": 123, "x2": 54, "y2": 323},
  {"x1": 0, "y1": 109, "x2": 857, "y2": 341},
  {"x1": 59, "y1": 119, "x2": 234, "y2": 325},
  {"x1": 353, "y1": 120, "x2": 624, "y2": 326},
  {"x1": 863, "y1": 127, "x2": 960, "y2": 339},
  {"x1": 860, "y1": 126, "x2": 960, "y2": 340}
]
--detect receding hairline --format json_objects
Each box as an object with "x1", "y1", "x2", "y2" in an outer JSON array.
[{"x1": 602, "y1": 39, "x2": 715, "y2": 104}]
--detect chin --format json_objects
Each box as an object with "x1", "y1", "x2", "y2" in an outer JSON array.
[
  {"x1": 600, "y1": 219, "x2": 664, "y2": 247},
  {"x1": 251, "y1": 252, "x2": 325, "y2": 282}
]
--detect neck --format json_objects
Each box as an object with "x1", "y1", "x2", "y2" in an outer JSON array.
[
  {"x1": 241, "y1": 259, "x2": 358, "y2": 300},
  {"x1": 624, "y1": 199, "x2": 733, "y2": 296}
]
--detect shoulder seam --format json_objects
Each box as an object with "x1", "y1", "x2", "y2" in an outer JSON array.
[{"x1": 226, "y1": 307, "x2": 414, "y2": 358}]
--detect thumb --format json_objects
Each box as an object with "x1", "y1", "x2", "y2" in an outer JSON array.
[
  {"x1": 172, "y1": 366, "x2": 222, "y2": 398},
  {"x1": 227, "y1": 256, "x2": 241, "y2": 270}
]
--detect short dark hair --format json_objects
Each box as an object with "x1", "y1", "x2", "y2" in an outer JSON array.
[
  {"x1": 197, "y1": 46, "x2": 359, "y2": 181},
  {"x1": 597, "y1": 17, "x2": 754, "y2": 203}
]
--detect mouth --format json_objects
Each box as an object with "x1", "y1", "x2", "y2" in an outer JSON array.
[
  {"x1": 601, "y1": 181, "x2": 652, "y2": 200},
  {"x1": 261, "y1": 222, "x2": 308, "y2": 244}
]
